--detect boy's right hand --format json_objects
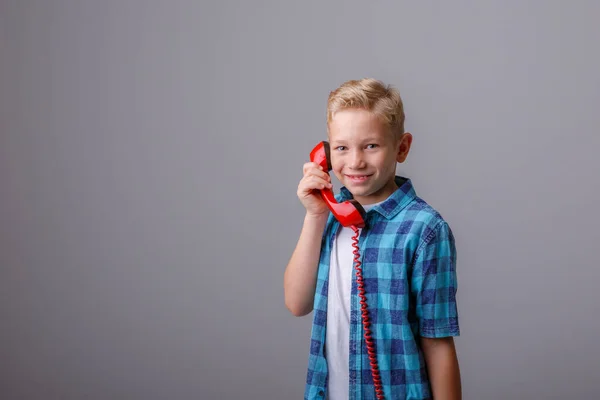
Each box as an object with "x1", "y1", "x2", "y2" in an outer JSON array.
[{"x1": 297, "y1": 162, "x2": 333, "y2": 217}]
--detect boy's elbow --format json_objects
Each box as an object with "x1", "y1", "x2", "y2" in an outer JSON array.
[{"x1": 285, "y1": 300, "x2": 312, "y2": 317}]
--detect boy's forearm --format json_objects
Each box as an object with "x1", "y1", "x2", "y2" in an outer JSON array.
[
  {"x1": 283, "y1": 213, "x2": 328, "y2": 316},
  {"x1": 421, "y1": 337, "x2": 462, "y2": 400}
]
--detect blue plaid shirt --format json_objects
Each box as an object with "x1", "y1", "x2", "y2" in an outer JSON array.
[{"x1": 304, "y1": 176, "x2": 460, "y2": 400}]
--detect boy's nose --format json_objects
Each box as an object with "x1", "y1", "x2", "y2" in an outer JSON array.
[{"x1": 348, "y1": 150, "x2": 366, "y2": 169}]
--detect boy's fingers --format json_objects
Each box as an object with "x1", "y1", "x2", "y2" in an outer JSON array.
[
  {"x1": 303, "y1": 166, "x2": 331, "y2": 181},
  {"x1": 303, "y1": 162, "x2": 318, "y2": 174},
  {"x1": 303, "y1": 162, "x2": 324, "y2": 174},
  {"x1": 301, "y1": 176, "x2": 332, "y2": 191},
  {"x1": 315, "y1": 176, "x2": 332, "y2": 187}
]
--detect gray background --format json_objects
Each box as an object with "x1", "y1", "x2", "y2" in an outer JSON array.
[{"x1": 1, "y1": 1, "x2": 599, "y2": 399}]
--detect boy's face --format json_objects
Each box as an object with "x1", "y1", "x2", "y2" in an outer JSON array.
[{"x1": 328, "y1": 108, "x2": 412, "y2": 205}]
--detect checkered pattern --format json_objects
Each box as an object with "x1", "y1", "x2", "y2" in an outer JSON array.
[{"x1": 304, "y1": 177, "x2": 460, "y2": 400}]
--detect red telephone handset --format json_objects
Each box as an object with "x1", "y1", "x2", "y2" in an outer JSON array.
[
  {"x1": 309, "y1": 141, "x2": 385, "y2": 400},
  {"x1": 309, "y1": 141, "x2": 366, "y2": 228}
]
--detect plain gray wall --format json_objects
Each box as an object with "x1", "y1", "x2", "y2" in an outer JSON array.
[{"x1": 1, "y1": 1, "x2": 599, "y2": 399}]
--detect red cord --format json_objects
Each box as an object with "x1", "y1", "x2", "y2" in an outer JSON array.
[{"x1": 351, "y1": 225, "x2": 385, "y2": 400}]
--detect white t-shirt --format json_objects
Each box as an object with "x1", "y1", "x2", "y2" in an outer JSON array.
[{"x1": 325, "y1": 202, "x2": 379, "y2": 400}]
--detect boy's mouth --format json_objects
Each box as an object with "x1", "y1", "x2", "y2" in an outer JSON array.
[{"x1": 345, "y1": 174, "x2": 373, "y2": 183}]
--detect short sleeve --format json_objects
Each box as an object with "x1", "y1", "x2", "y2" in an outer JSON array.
[{"x1": 410, "y1": 221, "x2": 460, "y2": 338}]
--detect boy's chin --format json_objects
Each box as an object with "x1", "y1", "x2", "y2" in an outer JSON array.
[
  {"x1": 350, "y1": 182, "x2": 397, "y2": 204},
  {"x1": 349, "y1": 187, "x2": 383, "y2": 202}
]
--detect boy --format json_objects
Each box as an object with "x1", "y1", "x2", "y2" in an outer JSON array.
[{"x1": 284, "y1": 78, "x2": 461, "y2": 400}]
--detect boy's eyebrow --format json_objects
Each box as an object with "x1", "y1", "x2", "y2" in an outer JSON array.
[
  {"x1": 331, "y1": 136, "x2": 382, "y2": 144},
  {"x1": 360, "y1": 136, "x2": 383, "y2": 142},
  {"x1": 329, "y1": 138, "x2": 347, "y2": 145}
]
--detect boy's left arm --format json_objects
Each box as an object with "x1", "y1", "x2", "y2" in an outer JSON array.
[
  {"x1": 421, "y1": 336, "x2": 461, "y2": 400},
  {"x1": 411, "y1": 220, "x2": 461, "y2": 399}
]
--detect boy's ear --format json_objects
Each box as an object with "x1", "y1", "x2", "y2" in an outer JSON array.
[{"x1": 396, "y1": 132, "x2": 413, "y2": 163}]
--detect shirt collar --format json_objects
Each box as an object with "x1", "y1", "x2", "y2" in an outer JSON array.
[{"x1": 338, "y1": 176, "x2": 417, "y2": 220}]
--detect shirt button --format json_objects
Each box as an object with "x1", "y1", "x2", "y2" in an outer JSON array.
[{"x1": 318, "y1": 390, "x2": 324, "y2": 396}]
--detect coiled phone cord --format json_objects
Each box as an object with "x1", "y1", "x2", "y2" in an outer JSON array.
[{"x1": 351, "y1": 225, "x2": 385, "y2": 400}]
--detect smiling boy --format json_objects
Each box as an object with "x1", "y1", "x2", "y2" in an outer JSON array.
[{"x1": 284, "y1": 78, "x2": 461, "y2": 400}]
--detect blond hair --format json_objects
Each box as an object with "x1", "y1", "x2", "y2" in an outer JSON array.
[{"x1": 327, "y1": 78, "x2": 405, "y2": 136}]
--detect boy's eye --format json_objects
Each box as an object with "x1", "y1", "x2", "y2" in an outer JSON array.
[
  {"x1": 366, "y1": 144, "x2": 378, "y2": 149},
  {"x1": 335, "y1": 146, "x2": 347, "y2": 151}
]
